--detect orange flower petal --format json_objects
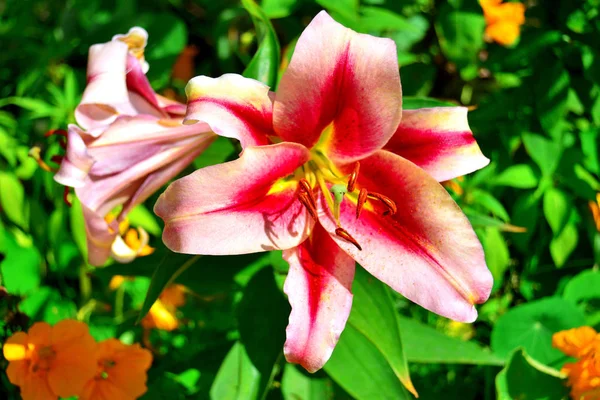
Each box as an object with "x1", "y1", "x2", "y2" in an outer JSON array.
[
  {"x1": 485, "y1": 21, "x2": 521, "y2": 46},
  {"x1": 3, "y1": 331, "x2": 29, "y2": 361},
  {"x1": 6, "y1": 360, "x2": 29, "y2": 387},
  {"x1": 17, "y1": 370, "x2": 56, "y2": 400},
  {"x1": 552, "y1": 326, "x2": 599, "y2": 358},
  {"x1": 27, "y1": 322, "x2": 52, "y2": 348},
  {"x1": 160, "y1": 284, "x2": 186, "y2": 308}
]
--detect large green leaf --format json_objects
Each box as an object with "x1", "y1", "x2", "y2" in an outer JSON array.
[
  {"x1": 0, "y1": 171, "x2": 27, "y2": 229},
  {"x1": 549, "y1": 221, "x2": 578, "y2": 268},
  {"x1": 242, "y1": 0, "x2": 281, "y2": 88},
  {"x1": 281, "y1": 364, "x2": 334, "y2": 400},
  {"x1": 237, "y1": 268, "x2": 289, "y2": 399},
  {"x1": 398, "y1": 316, "x2": 504, "y2": 366},
  {"x1": 563, "y1": 269, "x2": 600, "y2": 304},
  {"x1": 491, "y1": 298, "x2": 586, "y2": 365},
  {"x1": 348, "y1": 266, "x2": 416, "y2": 395},
  {"x1": 481, "y1": 227, "x2": 510, "y2": 292},
  {"x1": 210, "y1": 342, "x2": 262, "y2": 400},
  {"x1": 492, "y1": 165, "x2": 539, "y2": 189},
  {"x1": 0, "y1": 228, "x2": 41, "y2": 295},
  {"x1": 324, "y1": 324, "x2": 410, "y2": 400},
  {"x1": 496, "y1": 349, "x2": 568, "y2": 400}
]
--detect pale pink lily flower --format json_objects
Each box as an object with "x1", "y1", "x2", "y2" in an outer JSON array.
[
  {"x1": 155, "y1": 11, "x2": 492, "y2": 373},
  {"x1": 54, "y1": 27, "x2": 215, "y2": 266}
]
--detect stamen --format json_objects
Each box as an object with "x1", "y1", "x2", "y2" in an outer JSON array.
[
  {"x1": 347, "y1": 162, "x2": 360, "y2": 192},
  {"x1": 298, "y1": 192, "x2": 318, "y2": 222},
  {"x1": 356, "y1": 188, "x2": 368, "y2": 219},
  {"x1": 50, "y1": 155, "x2": 64, "y2": 165},
  {"x1": 44, "y1": 129, "x2": 67, "y2": 138},
  {"x1": 28, "y1": 147, "x2": 57, "y2": 173},
  {"x1": 335, "y1": 227, "x2": 362, "y2": 251},
  {"x1": 367, "y1": 192, "x2": 397, "y2": 216},
  {"x1": 63, "y1": 187, "x2": 72, "y2": 207},
  {"x1": 330, "y1": 184, "x2": 347, "y2": 222},
  {"x1": 298, "y1": 179, "x2": 317, "y2": 209}
]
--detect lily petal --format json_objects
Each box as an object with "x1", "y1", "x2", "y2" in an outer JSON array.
[
  {"x1": 155, "y1": 143, "x2": 313, "y2": 255},
  {"x1": 81, "y1": 203, "x2": 118, "y2": 266},
  {"x1": 273, "y1": 11, "x2": 401, "y2": 162},
  {"x1": 53, "y1": 125, "x2": 95, "y2": 188},
  {"x1": 283, "y1": 223, "x2": 355, "y2": 372},
  {"x1": 185, "y1": 74, "x2": 274, "y2": 148},
  {"x1": 75, "y1": 41, "x2": 162, "y2": 132},
  {"x1": 384, "y1": 107, "x2": 489, "y2": 182},
  {"x1": 320, "y1": 151, "x2": 492, "y2": 322}
]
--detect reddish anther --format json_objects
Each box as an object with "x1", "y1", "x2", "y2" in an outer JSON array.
[
  {"x1": 335, "y1": 227, "x2": 362, "y2": 251},
  {"x1": 63, "y1": 187, "x2": 72, "y2": 207},
  {"x1": 367, "y1": 192, "x2": 397, "y2": 216},
  {"x1": 50, "y1": 155, "x2": 64, "y2": 165},
  {"x1": 298, "y1": 178, "x2": 317, "y2": 208},
  {"x1": 45, "y1": 129, "x2": 67, "y2": 137},
  {"x1": 298, "y1": 192, "x2": 318, "y2": 222},
  {"x1": 347, "y1": 162, "x2": 360, "y2": 192},
  {"x1": 356, "y1": 188, "x2": 368, "y2": 219}
]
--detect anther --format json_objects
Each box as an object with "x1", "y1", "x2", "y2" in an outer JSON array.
[
  {"x1": 347, "y1": 162, "x2": 360, "y2": 192},
  {"x1": 63, "y1": 187, "x2": 72, "y2": 207},
  {"x1": 28, "y1": 147, "x2": 57, "y2": 173},
  {"x1": 367, "y1": 192, "x2": 397, "y2": 216},
  {"x1": 298, "y1": 192, "x2": 318, "y2": 222},
  {"x1": 44, "y1": 129, "x2": 67, "y2": 138},
  {"x1": 335, "y1": 227, "x2": 362, "y2": 251},
  {"x1": 298, "y1": 179, "x2": 317, "y2": 209},
  {"x1": 51, "y1": 155, "x2": 64, "y2": 165},
  {"x1": 356, "y1": 188, "x2": 368, "y2": 219}
]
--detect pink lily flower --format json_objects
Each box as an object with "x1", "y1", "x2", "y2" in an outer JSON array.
[
  {"x1": 54, "y1": 27, "x2": 215, "y2": 266},
  {"x1": 155, "y1": 11, "x2": 492, "y2": 372}
]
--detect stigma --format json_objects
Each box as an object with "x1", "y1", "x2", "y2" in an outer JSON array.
[{"x1": 295, "y1": 161, "x2": 397, "y2": 251}]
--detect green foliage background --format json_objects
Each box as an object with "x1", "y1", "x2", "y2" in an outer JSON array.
[{"x1": 1, "y1": 0, "x2": 600, "y2": 398}]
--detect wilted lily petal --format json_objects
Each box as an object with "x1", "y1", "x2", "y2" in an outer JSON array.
[
  {"x1": 54, "y1": 27, "x2": 215, "y2": 266},
  {"x1": 283, "y1": 223, "x2": 355, "y2": 372},
  {"x1": 384, "y1": 107, "x2": 490, "y2": 182},
  {"x1": 274, "y1": 11, "x2": 402, "y2": 163},
  {"x1": 155, "y1": 143, "x2": 313, "y2": 254},
  {"x1": 158, "y1": 10, "x2": 492, "y2": 373},
  {"x1": 318, "y1": 150, "x2": 492, "y2": 322}
]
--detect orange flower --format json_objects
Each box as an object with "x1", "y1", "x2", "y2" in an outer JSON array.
[
  {"x1": 553, "y1": 326, "x2": 600, "y2": 399},
  {"x1": 141, "y1": 284, "x2": 187, "y2": 331},
  {"x1": 480, "y1": 0, "x2": 525, "y2": 46},
  {"x1": 79, "y1": 339, "x2": 153, "y2": 400},
  {"x1": 2, "y1": 320, "x2": 97, "y2": 400}
]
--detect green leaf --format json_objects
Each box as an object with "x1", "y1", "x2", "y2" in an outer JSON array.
[
  {"x1": 0, "y1": 171, "x2": 27, "y2": 229},
  {"x1": 237, "y1": 268, "x2": 289, "y2": 398},
  {"x1": 348, "y1": 266, "x2": 416, "y2": 395},
  {"x1": 469, "y1": 189, "x2": 510, "y2": 222},
  {"x1": 260, "y1": 0, "x2": 298, "y2": 19},
  {"x1": 19, "y1": 286, "x2": 77, "y2": 324},
  {"x1": 549, "y1": 222, "x2": 578, "y2": 267},
  {"x1": 543, "y1": 188, "x2": 572, "y2": 236},
  {"x1": 492, "y1": 164, "x2": 539, "y2": 189},
  {"x1": 580, "y1": 129, "x2": 599, "y2": 175},
  {"x1": 0, "y1": 228, "x2": 41, "y2": 295},
  {"x1": 491, "y1": 297, "x2": 586, "y2": 365},
  {"x1": 316, "y1": 0, "x2": 359, "y2": 20},
  {"x1": 435, "y1": 5, "x2": 485, "y2": 68},
  {"x1": 464, "y1": 209, "x2": 526, "y2": 233},
  {"x1": 563, "y1": 269, "x2": 600, "y2": 304},
  {"x1": 398, "y1": 316, "x2": 504, "y2": 366},
  {"x1": 534, "y1": 62, "x2": 570, "y2": 138},
  {"x1": 127, "y1": 204, "x2": 162, "y2": 236},
  {"x1": 510, "y1": 195, "x2": 540, "y2": 251},
  {"x1": 324, "y1": 324, "x2": 410, "y2": 400},
  {"x1": 482, "y1": 227, "x2": 510, "y2": 292},
  {"x1": 193, "y1": 136, "x2": 237, "y2": 170},
  {"x1": 210, "y1": 342, "x2": 261, "y2": 400},
  {"x1": 242, "y1": 0, "x2": 281, "y2": 88},
  {"x1": 496, "y1": 348, "x2": 568, "y2": 400},
  {"x1": 402, "y1": 96, "x2": 456, "y2": 109},
  {"x1": 281, "y1": 364, "x2": 334, "y2": 400},
  {"x1": 70, "y1": 197, "x2": 88, "y2": 261},
  {"x1": 136, "y1": 255, "x2": 201, "y2": 323},
  {"x1": 522, "y1": 133, "x2": 562, "y2": 176}
]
